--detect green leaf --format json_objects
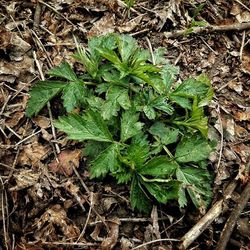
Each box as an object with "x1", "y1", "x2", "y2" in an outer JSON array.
[
  {"x1": 162, "y1": 64, "x2": 179, "y2": 92},
  {"x1": 175, "y1": 134, "x2": 213, "y2": 163},
  {"x1": 142, "y1": 180, "x2": 180, "y2": 203},
  {"x1": 90, "y1": 144, "x2": 119, "y2": 178},
  {"x1": 169, "y1": 95, "x2": 192, "y2": 110},
  {"x1": 176, "y1": 167, "x2": 212, "y2": 208},
  {"x1": 173, "y1": 98, "x2": 208, "y2": 136},
  {"x1": 130, "y1": 175, "x2": 152, "y2": 213},
  {"x1": 54, "y1": 111, "x2": 113, "y2": 142},
  {"x1": 196, "y1": 74, "x2": 213, "y2": 107},
  {"x1": 140, "y1": 156, "x2": 178, "y2": 177},
  {"x1": 84, "y1": 141, "x2": 110, "y2": 160},
  {"x1": 143, "y1": 105, "x2": 156, "y2": 120},
  {"x1": 171, "y1": 77, "x2": 210, "y2": 100},
  {"x1": 113, "y1": 169, "x2": 133, "y2": 184},
  {"x1": 48, "y1": 62, "x2": 78, "y2": 82},
  {"x1": 102, "y1": 86, "x2": 131, "y2": 120},
  {"x1": 124, "y1": 133, "x2": 150, "y2": 168},
  {"x1": 120, "y1": 110, "x2": 144, "y2": 142},
  {"x1": 62, "y1": 81, "x2": 85, "y2": 112},
  {"x1": 116, "y1": 34, "x2": 138, "y2": 63},
  {"x1": 26, "y1": 81, "x2": 66, "y2": 117},
  {"x1": 149, "y1": 122, "x2": 179, "y2": 145}
]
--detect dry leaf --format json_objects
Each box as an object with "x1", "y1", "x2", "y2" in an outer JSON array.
[
  {"x1": 10, "y1": 169, "x2": 40, "y2": 191},
  {"x1": 33, "y1": 204, "x2": 80, "y2": 241},
  {"x1": 101, "y1": 218, "x2": 120, "y2": 250},
  {"x1": 32, "y1": 116, "x2": 51, "y2": 129},
  {"x1": 5, "y1": 111, "x2": 24, "y2": 127},
  {"x1": 18, "y1": 142, "x2": 49, "y2": 166},
  {"x1": 49, "y1": 149, "x2": 81, "y2": 176},
  {"x1": 87, "y1": 13, "x2": 115, "y2": 38},
  {"x1": 117, "y1": 16, "x2": 143, "y2": 33}
]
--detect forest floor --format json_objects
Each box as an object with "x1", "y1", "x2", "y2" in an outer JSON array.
[{"x1": 0, "y1": 0, "x2": 249, "y2": 249}]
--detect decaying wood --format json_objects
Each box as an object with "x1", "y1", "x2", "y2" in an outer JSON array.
[
  {"x1": 215, "y1": 181, "x2": 250, "y2": 250},
  {"x1": 179, "y1": 181, "x2": 238, "y2": 249},
  {"x1": 165, "y1": 22, "x2": 250, "y2": 39}
]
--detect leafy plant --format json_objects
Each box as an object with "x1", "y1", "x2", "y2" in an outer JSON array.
[{"x1": 26, "y1": 33, "x2": 214, "y2": 213}]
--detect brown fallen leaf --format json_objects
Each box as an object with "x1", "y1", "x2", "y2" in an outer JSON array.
[
  {"x1": 101, "y1": 218, "x2": 120, "y2": 250},
  {"x1": 117, "y1": 15, "x2": 143, "y2": 33},
  {"x1": 87, "y1": 13, "x2": 115, "y2": 38},
  {"x1": 49, "y1": 149, "x2": 82, "y2": 176},
  {"x1": 33, "y1": 204, "x2": 80, "y2": 241},
  {"x1": 5, "y1": 111, "x2": 24, "y2": 127},
  {"x1": 18, "y1": 142, "x2": 49, "y2": 167},
  {"x1": 10, "y1": 169, "x2": 40, "y2": 191},
  {"x1": 233, "y1": 110, "x2": 250, "y2": 121},
  {"x1": 32, "y1": 116, "x2": 51, "y2": 129},
  {"x1": 242, "y1": 48, "x2": 250, "y2": 75}
]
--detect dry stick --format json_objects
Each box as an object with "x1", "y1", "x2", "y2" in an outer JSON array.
[
  {"x1": 72, "y1": 165, "x2": 109, "y2": 230},
  {"x1": 235, "y1": 0, "x2": 250, "y2": 12},
  {"x1": 132, "y1": 238, "x2": 180, "y2": 250},
  {"x1": 28, "y1": 241, "x2": 98, "y2": 247},
  {"x1": 214, "y1": 104, "x2": 224, "y2": 185},
  {"x1": 0, "y1": 177, "x2": 8, "y2": 250},
  {"x1": 33, "y1": 51, "x2": 60, "y2": 155},
  {"x1": 239, "y1": 31, "x2": 246, "y2": 61},
  {"x1": 215, "y1": 181, "x2": 250, "y2": 250},
  {"x1": 164, "y1": 22, "x2": 250, "y2": 39},
  {"x1": 179, "y1": 180, "x2": 238, "y2": 250}
]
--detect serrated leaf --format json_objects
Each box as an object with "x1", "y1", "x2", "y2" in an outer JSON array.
[
  {"x1": 62, "y1": 81, "x2": 85, "y2": 112},
  {"x1": 139, "y1": 156, "x2": 178, "y2": 177},
  {"x1": 117, "y1": 34, "x2": 138, "y2": 63},
  {"x1": 112, "y1": 167, "x2": 133, "y2": 184},
  {"x1": 171, "y1": 77, "x2": 210, "y2": 100},
  {"x1": 149, "y1": 122, "x2": 179, "y2": 145},
  {"x1": 173, "y1": 98, "x2": 208, "y2": 136},
  {"x1": 143, "y1": 105, "x2": 156, "y2": 119},
  {"x1": 90, "y1": 143, "x2": 119, "y2": 178},
  {"x1": 130, "y1": 175, "x2": 152, "y2": 213},
  {"x1": 26, "y1": 81, "x2": 66, "y2": 117},
  {"x1": 169, "y1": 95, "x2": 192, "y2": 110},
  {"x1": 153, "y1": 47, "x2": 166, "y2": 65},
  {"x1": 176, "y1": 167, "x2": 212, "y2": 208},
  {"x1": 48, "y1": 62, "x2": 78, "y2": 82},
  {"x1": 84, "y1": 141, "x2": 110, "y2": 159},
  {"x1": 162, "y1": 63, "x2": 179, "y2": 92},
  {"x1": 120, "y1": 110, "x2": 143, "y2": 142},
  {"x1": 54, "y1": 111, "x2": 112, "y2": 142},
  {"x1": 102, "y1": 86, "x2": 131, "y2": 120},
  {"x1": 124, "y1": 133, "x2": 150, "y2": 168},
  {"x1": 142, "y1": 180, "x2": 180, "y2": 203},
  {"x1": 175, "y1": 134, "x2": 213, "y2": 163}
]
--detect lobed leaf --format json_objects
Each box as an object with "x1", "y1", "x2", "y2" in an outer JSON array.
[{"x1": 26, "y1": 80, "x2": 66, "y2": 117}]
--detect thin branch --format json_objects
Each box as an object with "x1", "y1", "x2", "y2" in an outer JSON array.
[
  {"x1": 179, "y1": 181, "x2": 238, "y2": 249},
  {"x1": 164, "y1": 22, "x2": 250, "y2": 39},
  {"x1": 215, "y1": 181, "x2": 250, "y2": 250},
  {"x1": 132, "y1": 238, "x2": 180, "y2": 250}
]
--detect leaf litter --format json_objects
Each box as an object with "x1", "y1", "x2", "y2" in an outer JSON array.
[{"x1": 0, "y1": 0, "x2": 250, "y2": 249}]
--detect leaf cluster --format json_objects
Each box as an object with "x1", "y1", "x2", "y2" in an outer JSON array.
[{"x1": 26, "y1": 33, "x2": 214, "y2": 213}]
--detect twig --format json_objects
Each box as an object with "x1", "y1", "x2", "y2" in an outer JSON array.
[
  {"x1": 239, "y1": 31, "x2": 246, "y2": 61},
  {"x1": 132, "y1": 238, "x2": 180, "y2": 250},
  {"x1": 214, "y1": 104, "x2": 224, "y2": 185},
  {"x1": 116, "y1": 0, "x2": 140, "y2": 15},
  {"x1": 72, "y1": 165, "x2": 109, "y2": 230},
  {"x1": 0, "y1": 177, "x2": 9, "y2": 249},
  {"x1": 235, "y1": 0, "x2": 250, "y2": 12},
  {"x1": 77, "y1": 192, "x2": 93, "y2": 242},
  {"x1": 215, "y1": 181, "x2": 250, "y2": 250},
  {"x1": 164, "y1": 22, "x2": 250, "y2": 39},
  {"x1": 15, "y1": 129, "x2": 41, "y2": 147},
  {"x1": 179, "y1": 181, "x2": 238, "y2": 249},
  {"x1": 28, "y1": 241, "x2": 98, "y2": 247},
  {"x1": 38, "y1": 0, "x2": 76, "y2": 28}
]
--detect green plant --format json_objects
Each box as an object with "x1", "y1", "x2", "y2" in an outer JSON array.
[
  {"x1": 185, "y1": 3, "x2": 208, "y2": 35},
  {"x1": 26, "y1": 33, "x2": 214, "y2": 213}
]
